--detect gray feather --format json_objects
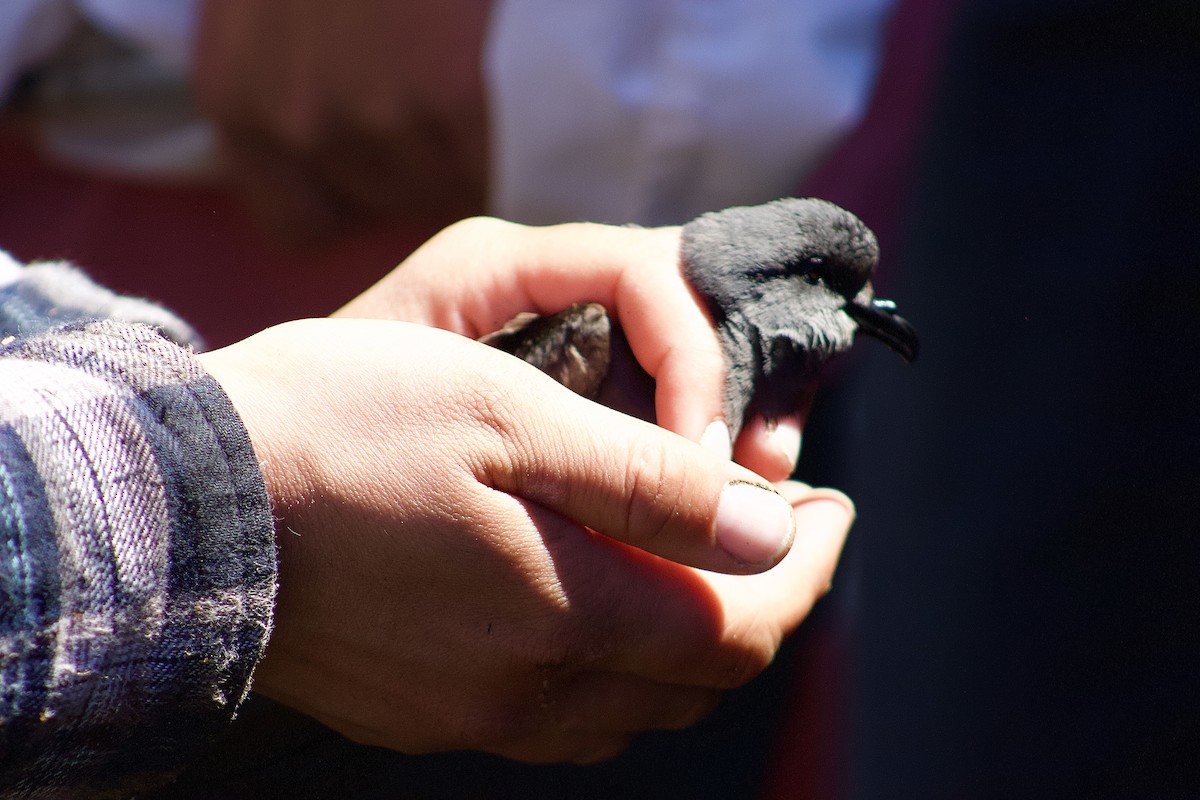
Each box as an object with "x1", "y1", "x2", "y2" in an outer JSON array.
[{"x1": 484, "y1": 198, "x2": 918, "y2": 435}]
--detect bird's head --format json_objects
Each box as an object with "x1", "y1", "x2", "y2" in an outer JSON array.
[{"x1": 683, "y1": 197, "x2": 919, "y2": 364}]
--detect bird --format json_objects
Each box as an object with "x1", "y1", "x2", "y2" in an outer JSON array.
[{"x1": 484, "y1": 197, "x2": 918, "y2": 437}]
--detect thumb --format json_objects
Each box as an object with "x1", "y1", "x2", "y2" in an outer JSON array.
[{"x1": 482, "y1": 378, "x2": 796, "y2": 575}]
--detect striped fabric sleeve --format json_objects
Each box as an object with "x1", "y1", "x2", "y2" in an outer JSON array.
[
  {"x1": 0, "y1": 249, "x2": 202, "y2": 349},
  {"x1": 0, "y1": 319, "x2": 276, "y2": 797}
]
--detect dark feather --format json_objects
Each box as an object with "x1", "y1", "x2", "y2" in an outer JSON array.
[{"x1": 482, "y1": 198, "x2": 918, "y2": 432}]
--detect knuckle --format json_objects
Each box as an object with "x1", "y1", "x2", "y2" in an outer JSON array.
[
  {"x1": 455, "y1": 381, "x2": 535, "y2": 475},
  {"x1": 441, "y1": 215, "x2": 519, "y2": 242},
  {"x1": 531, "y1": 601, "x2": 616, "y2": 673},
  {"x1": 621, "y1": 437, "x2": 685, "y2": 548}
]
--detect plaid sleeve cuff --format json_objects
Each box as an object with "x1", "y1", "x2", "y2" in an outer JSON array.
[{"x1": 0, "y1": 320, "x2": 275, "y2": 796}]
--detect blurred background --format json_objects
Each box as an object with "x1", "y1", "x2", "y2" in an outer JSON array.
[{"x1": 2, "y1": 1, "x2": 1196, "y2": 796}]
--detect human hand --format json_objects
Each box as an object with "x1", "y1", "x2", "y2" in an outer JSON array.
[
  {"x1": 336, "y1": 217, "x2": 804, "y2": 481},
  {"x1": 193, "y1": 0, "x2": 491, "y2": 240},
  {"x1": 197, "y1": 318, "x2": 852, "y2": 762}
]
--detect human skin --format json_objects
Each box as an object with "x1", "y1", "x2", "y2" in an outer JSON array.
[
  {"x1": 195, "y1": 218, "x2": 852, "y2": 762},
  {"x1": 198, "y1": 320, "x2": 852, "y2": 763},
  {"x1": 337, "y1": 217, "x2": 803, "y2": 481}
]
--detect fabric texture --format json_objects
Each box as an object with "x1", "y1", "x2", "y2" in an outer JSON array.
[
  {"x1": 0, "y1": 0, "x2": 892, "y2": 226},
  {"x1": 0, "y1": 259, "x2": 275, "y2": 798},
  {"x1": 486, "y1": 0, "x2": 896, "y2": 225}
]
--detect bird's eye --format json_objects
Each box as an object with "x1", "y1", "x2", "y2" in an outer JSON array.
[{"x1": 801, "y1": 256, "x2": 827, "y2": 285}]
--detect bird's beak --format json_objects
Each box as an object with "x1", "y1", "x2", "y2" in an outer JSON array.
[{"x1": 844, "y1": 298, "x2": 919, "y2": 363}]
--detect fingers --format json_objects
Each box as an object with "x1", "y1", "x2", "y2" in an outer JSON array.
[
  {"x1": 338, "y1": 218, "x2": 731, "y2": 448},
  {"x1": 588, "y1": 485, "x2": 855, "y2": 689},
  {"x1": 201, "y1": 318, "x2": 853, "y2": 762},
  {"x1": 707, "y1": 485, "x2": 854, "y2": 624},
  {"x1": 480, "y1": 374, "x2": 795, "y2": 574},
  {"x1": 500, "y1": 222, "x2": 730, "y2": 447},
  {"x1": 505, "y1": 482, "x2": 853, "y2": 692},
  {"x1": 732, "y1": 409, "x2": 809, "y2": 483},
  {"x1": 338, "y1": 217, "x2": 824, "y2": 481}
]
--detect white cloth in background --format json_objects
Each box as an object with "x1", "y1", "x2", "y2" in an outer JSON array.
[
  {"x1": 0, "y1": 0, "x2": 208, "y2": 177},
  {"x1": 0, "y1": 0, "x2": 77, "y2": 99},
  {"x1": 486, "y1": 0, "x2": 896, "y2": 224},
  {"x1": 0, "y1": 0, "x2": 196, "y2": 99},
  {"x1": 71, "y1": 0, "x2": 197, "y2": 70},
  {"x1": 0, "y1": 0, "x2": 894, "y2": 224}
]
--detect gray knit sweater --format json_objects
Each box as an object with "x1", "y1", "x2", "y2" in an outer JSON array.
[{"x1": 0, "y1": 252, "x2": 276, "y2": 798}]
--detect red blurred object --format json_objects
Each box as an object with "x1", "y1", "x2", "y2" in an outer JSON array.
[{"x1": 0, "y1": 127, "x2": 437, "y2": 349}]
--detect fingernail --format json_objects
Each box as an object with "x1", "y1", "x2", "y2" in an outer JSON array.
[
  {"x1": 700, "y1": 419, "x2": 733, "y2": 461},
  {"x1": 795, "y1": 495, "x2": 855, "y2": 531},
  {"x1": 767, "y1": 416, "x2": 802, "y2": 466},
  {"x1": 715, "y1": 480, "x2": 796, "y2": 567}
]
